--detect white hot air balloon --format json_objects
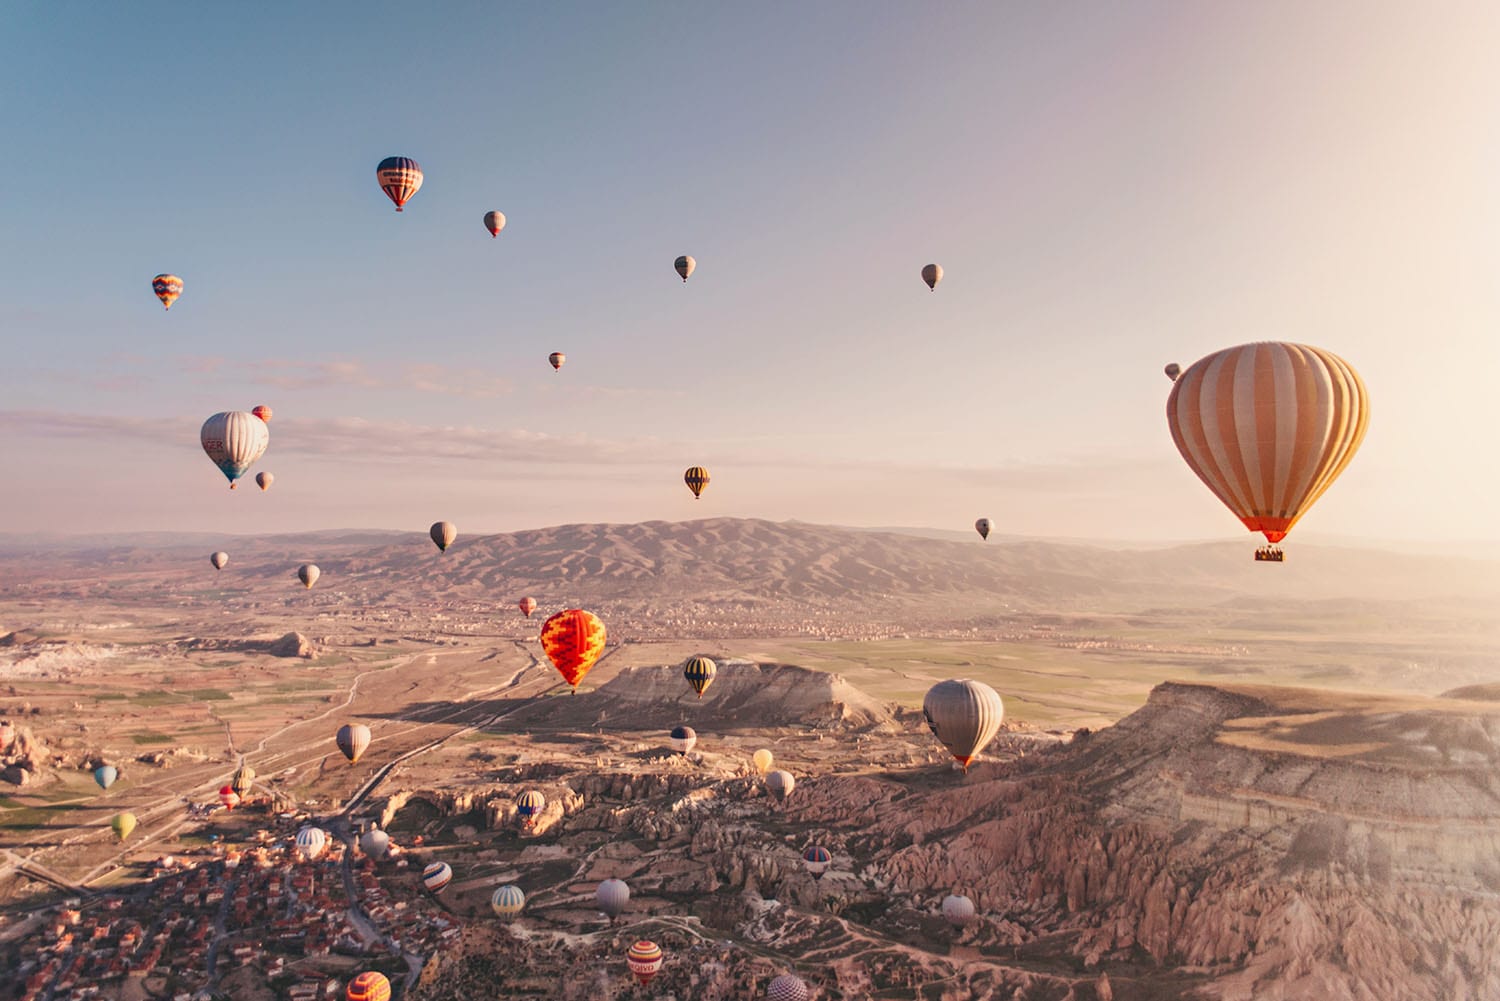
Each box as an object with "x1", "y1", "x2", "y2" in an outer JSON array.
[
  {"x1": 922, "y1": 679, "x2": 1004, "y2": 771},
  {"x1": 294, "y1": 826, "x2": 327, "y2": 860},
  {"x1": 360, "y1": 828, "x2": 391, "y2": 860},
  {"x1": 200, "y1": 411, "x2": 269, "y2": 489},
  {"x1": 943, "y1": 893, "x2": 977, "y2": 927},
  {"x1": 210, "y1": 551, "x2": 228, "y2": 570},
  {"x1": 766, "y1": 769, "x2": 795, "y2": 804}
]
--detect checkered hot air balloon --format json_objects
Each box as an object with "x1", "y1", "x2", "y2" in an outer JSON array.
[
  {"x1": 767, "y1": 974, "x2": 810, "y2": 1001},
  {"x1": 682, "y1": 655, "x2": 716, "y2": 698},
  {"x1": 540, "y1": 609, "x2": 606, "y2": 690},
  {"x1": 422, "y1": 861, "x2": 452, "y2": 893},
  {"x1": 376, "y1": 156, "x2": 423, "y2": 211},
  {"x1": 627, "y1": 940, "x2": 664, "y2": 987},
  {"x1": 346, "y1": 971, "x2": 391, "y2": 1001}
]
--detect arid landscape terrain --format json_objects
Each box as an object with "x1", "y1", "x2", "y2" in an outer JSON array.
[{"x1": 2, "y1": 518, "x2": 1498, "y2": 1000}]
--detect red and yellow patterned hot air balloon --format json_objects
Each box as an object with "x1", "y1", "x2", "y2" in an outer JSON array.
[
  {"x1": 346, "y1": 971, "x2": 391, "y2": 1001},
  {"x1": 627, "y1": 940, "x2": 664, "y2": 987},
  {"x1": 251, "y1": 405, "x2": 272, "y2": 423},
  {"x1": 1166, "y1": 342, "x2": 1369, "y2": 561},
  {"x1": 152, "y1": 274, "x2": 183, "y2": 310},
  {"x1": 218, "y1": 785, "x2": 239, "y2": 810},
  {"x1": 540, "y1": 609, "x2": 606, "y2": 691}
]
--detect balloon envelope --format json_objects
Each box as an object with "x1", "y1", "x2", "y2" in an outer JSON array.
[
  {"x1": 921, "y1": 263, "x2": 943, "y2": 290},
  {"x1": 1164, "y1": 362, "x2": 1181, "y2": 382},
  {"x1": 255, "y1": 471, "x2": 273, "y2": 491},
  {"x1": 519, "y1": 596, "x2": 537, "y2": 618},
  {"x1": 767, "y1": 974, "x2": 810, "y2": 1001},
  {"x1": 803, "y1": 845, "x2": 831, "y2": 880},
  {"x1": 429, "y1": 521, "x2": 456, "y2": 552},
  {"x1": 94, "y1": 765, "x2": 118, "y2": 790},
  {"x1": 974, "y1": 518, "x2": 991, "y2": 541},
  {"x1": 376, "y1": 156, "x2": 423, "y2": 211},
  {"x1": 684, "y1": 466, "x2": 710, "y2": 499},
  {"x1": 1166, "y1": 342, "x2": 1369, "y2": 546},
  {"x1": 596, "y1": 878, "x2": 630, "y2": 920},
  {"x1": 211, "y1": 551, "x2": 229, "y2": 571},
  {"x1": 218, "y1": 785, "x2": 239, "y2": 809},
  {"x1": 346, "y1": 971, "x2": 391, "y2": 1001},
  {"x1": 517, "y1": 789, "x2": 545, "y2": 823},
  {"x1": 674, "y1": 255, "x2": 695, "y2": 281},
  {"x1": 251, "y1": 405, "x2": 272, "y2": 423},
  {"x1": 336, "y1": 723, "x2": 370, "y2": 764},
  {"x1": 232, "y1": 761, "x2": 255, "y2": 795},
  {"x1": 669, "y1": 725, "x2": 697, "y2": 755},
  {"x1": 423, "y1": 861, "x2": 453, "y2": 892},
  {"x1": 298, "y1": 564, "x2": 320, "y2": 589},
  {"x1": 943, "y1": 893, "x2": 977, "y2": 927},
  {"x1": 766, "y1": 769, "x2": 795, "y2": 803},
  {"x1": 484, "y1": 210, "x2": 506, "y2": 236},
  {"x1": 112, "y1": 812, "x2": 137, "y2": 841},
  {"x1": 549, "y1": 351, "x2": 565, "y2": 371},
  {"x1": 491, "y1": 884, "x2": 526, "y2": 919},
  {"x1": 152, "y1": 273, "x2": 183, "y2": 310},
  {"x1": 627, "y1": 940, "x2": 664, "y2": 986},
  {"x1": 360, "y1": 829, "x2": 390, "y2": 859},
  {"x1": 540, "y1": 609, "x2": 607, "y2": 689},
  {"x1": 200, "y1": 411, "x2": 269, "y2": 488},
  {"x1": 683, "y1": 655, "x2": 716, "y2": 697},
  {"x1": 295, "y1": 826, "x2": 327, "y2": 859},
  {"x1": 752, "y1": 749, "x2": 773, "y2": 774},
  {"x1": 923, "y1": 679, "x2": 1004, "y2": 770}
]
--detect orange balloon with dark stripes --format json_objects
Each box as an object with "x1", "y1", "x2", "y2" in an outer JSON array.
[
  {"x1": 346, "y1": 972, "x2": 390, "y2": 1001},
  {"x1": 1166, "y1": 342, "x2": 1368, "y2": 546},
  {"x1": 540, "y1": 609, "x2": 606, "y2": 690}
]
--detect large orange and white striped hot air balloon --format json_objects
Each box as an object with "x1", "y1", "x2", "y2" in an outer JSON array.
[
  {"x1": 540, "y1": 609, "x2": 606, "y2": 692},
  {"x1": 1166, "y1": 342, "x2": 1369, "y2": 562}
]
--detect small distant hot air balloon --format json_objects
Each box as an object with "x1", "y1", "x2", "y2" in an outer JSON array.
[
  {"x1": 540, "y1": 609, "x2": 606, "y2": 691},
  {"x1": 255, "y1": 472, "x2": 273, "y2": 491},
  {"x1": 517, "y1": 790, "x2": 545, "y2": 826},
  {"x1": 1164, "y1": 362, "x2": 1181, "y2": 382},
  {"x1": 549, "y1": 351, "x2": 565, "y2": 372},
  {"x1": 430, "y1": 521, "x2": 456, "y2": 553},
  {"x1": 232, "y1": 760, "x2": 255, "y2": 796},
  {"x1": 766, "y1": 769, "x2": 795, "y2": 804},
  {"x1": 336, "y1": 724, "x2": 370, "y2": 764},
  {"x1": 942, "y1": 894, "x2": 977, "y2": 927},
  {"x1": 1166, "y1": 342, "x2": 1369, "y2": 561},
  {"x1": 346, "y1": 971, "x2": 391, "y2": 1001},
  {"x1": 201, "y1": 411, "x2": 269, "y2": 488},
  {"x1": 376, "y1": 156, "x2": 423, "y2": 211},
  {"x1": 684, "y1": 466, "x2": 710, "y2": 499},
  {"x1": 767, "y1": 974, "x2": 810, "y2": 1001},
  {"x1": 490, "y1": 884, "x2": 526, "y2": 920},
  {"x1": 251, "y1": 405, "x2": 273, "y2": 423},
  {"x1": 518, "y1": 596, "x2": 537, "y2": 618},
  {"x1": 596, "y1": 878, "x2": 629, "y2": 923},
  {"x1": 112, "y1": 812, "x2": 137, "y2": 842},
  {"x1": 423, "y1": 861, "x2": 453, "y2": 893},
  {"x1": 674, "y1": 255, "x2": 695, "y2": 282},
  {"x1": 298, "y1": 564, "x2": 320, "y2": 589},
  {"x1": 752, "y1": 749, "x2": 773, "y2": 774},
  {"x1": 803, "y1": 845, "x2": 831, "y2": 880},
  {"x1": 94, "y1": 765, "x2": 118, "y2": 790},
  {"x1": 484, "y1": 210, "x2": 506, "y2": 237},
  {"x1": 669, "y1": 725, "x2": 697, "y2": 756},
  {"x1": 682, "y1": 655, "x2": 716, "y2": 698},
  {"x1": 218, "y1": 785, "x2": 239, "y2": 810},
  {"x1": 627, "y1": 940, "x2": 664, "y2": 987},
  {"x1": 360, "y1": 828, "x2": 390, "y2": 859},
  {"x1": 295, "y1": 826, "x2": 327, "y2": 859},
  {"x1": 921, "y1": 263, "x2": 943, "y2": 291},
  {"x1": 974, "y1": 518, "x2": 991, "y2": 541},
  {"x1": 152, "y1": 274, "x2": 183, "y2": 310},
  {"x1": 923, "y1": 679, "x2": 1004, "y2": 771},
  {"x1": 210, "y1": 551, "x2": 229, "y2": 571}
]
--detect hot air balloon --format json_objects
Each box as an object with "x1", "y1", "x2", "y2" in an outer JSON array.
[
  {"x1": 251, "y1": 405, "x2": 273, "y2": 423},
  {"x1": 93, "y1": 765, "x2": 118, "y2": 790},
  {"x1": 423, "y1": 861, "x2": 453, "y2": 893},
  {"x1": 232, "y1": 760, "x2": 255, "y2": 796},
  {"x1": 803, "y1": 845, "x2": 831, "y2": 880},
  {"x1": 921, "y1": 263, "x2": 943, "y2": 291},
  {"x1": 210, "y1": 551, "x2": 229, "y2": 571},
  {"x1": 360, "y1": 828, "x2": 390, "y2": 859},
  {"x1": 1164, "y1": 362, "x2": 1181, "y2": 382},
  {"x1": 767, "y1": 974, "x2": 810, "y2": 1001},
  {"x1": 922, "y1": 679, "x2": 1004, "y2": 771},
  {"x1": 298, "y1": 564, "x2": 320, "y2": 589},
  {"x1": 596, "y1": 878, "x2": 629, "y2": 923},
  {"x1": 682, "y1": 655, "x2": 716, "y2": 697},
  {"x1": 674, "y1": 255, "x2": 695, "y2": 282},
  {"x1": 295, "y1": 826, "x2": 327, "y2": 859},
  {"x1": 517, "y1": 790, "x2": 545, "y2": 826},
  {"x1": 549, "y1": 351, "x2": 565, "y2": 372},
  {"x1": 627, "y1": 940, "x2": 664, "y2": 987},
  {"x1": 112, "y1": 812, "x2": 137, "y2": 842},
  {"x1": 218, "y1": 785, "x2": 239, "y2": 810},
  {"x1": 1166, "y1": 342, "x2": 1369, "y2": 562},
  {"x1": 200, "y1": 411, "x2": 269, "y2": 488},
  {"x1": 684, "y1": 466, "x2": 710, "y2": 499},
  {"x1": 518, "y1": 596, "x2": 537, "y2": 618},
  {"x1": 430, "y1": 521, "x2": 456, "y2": 553},
  {"x1": 766, "y1": 769, "x2": 795, "y2": 804},
  {"x1": 540, "y1": 609, "x2": 606, "y2": 691},
  {"x1": 336, "y1": 723, "x2": 370, "y2": 764},
  {"x1": 974, "y1": 518, "x2": 991, "y2": 541},
  {"x1": 255, "y1": 472, "x2": 273, "y2": 491},
  {"x1": 669, "y1": 725, "x2": 697, "y2": 756},
  {"x1": 347, "y1": 971, "x2": 391, "y2": 1001},
  {"x1": 942, "y1": 894, "x2": 976, "y2": 927},
  {"x1": 484, "y1": 210, "x2": 506, "y2": 237},
  {"x1": 490, "y1": 884, "x2": 525, "y2": 920},
  {"x1": 152, "y1": 274, "x2": 183, "y2": 310},
  {"x1": 753, "y1": 749, "x2": 773, "y2": 774},
  {"x1": 376, "y1": 156, "x2": 423, "y2": 211}
]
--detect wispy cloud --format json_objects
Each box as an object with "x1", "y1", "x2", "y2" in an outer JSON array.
[{"x1": 175, "y1": 357, "x2": 515, "y2": 400}]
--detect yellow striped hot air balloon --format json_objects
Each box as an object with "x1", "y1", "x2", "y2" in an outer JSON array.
[
  {"x1": 627, "y1": 940, "x2": 664, "y2": 987},
  {"x1": 684, "y1": 466, "x2": 710, "y2": 499},
  {"x1": 682, "y1": 656, "x2": 716, "y2": 698},
  {"x1": 1166, "y1": 342, "x2": 1369, "y2": 561}
]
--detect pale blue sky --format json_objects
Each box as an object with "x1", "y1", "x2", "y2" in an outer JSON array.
[{"x1": 2, "y1": 3, "x2": 1497, "y2": 542}]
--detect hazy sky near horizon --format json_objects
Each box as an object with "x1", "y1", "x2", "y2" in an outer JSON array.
[{"x1": 3, "y1": 3, "x2": 1497, "y2": 543}]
